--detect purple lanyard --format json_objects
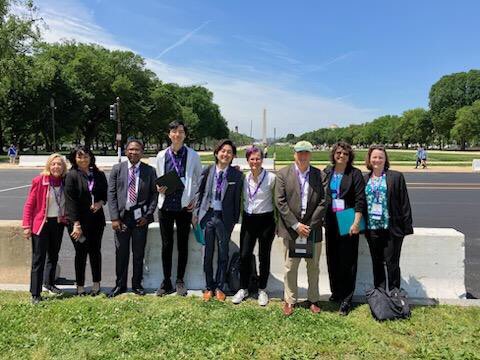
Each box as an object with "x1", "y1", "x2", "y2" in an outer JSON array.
[
  {"x1": 168, "y1": 147, "x2": 185, "y2": 176},
  {"x1": 49, "y1": 182, "x2": 63, "y2": 211},
  {"x1": 296, "y1": 169, "x2": 310, "y2": 205},
  {"x1": 332, "y1": 172, "x2": 342, "y2": 199},
  {"x1": 248, "y1": 170, "x2": 267, "y2": 201},
  {"x1": 370, "y1": 172, "x2": 385, "y2": 202},
  {"x1": 215, "y1": 168, "x2": 227, "y2": 198}
]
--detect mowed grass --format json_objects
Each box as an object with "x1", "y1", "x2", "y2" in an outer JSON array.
[
  {"x1": 0, "y1": 291, "x2": 479, "y2": 359},
  {"x1": 200, "y1": 146, "x2": 480, "y2": 163}
]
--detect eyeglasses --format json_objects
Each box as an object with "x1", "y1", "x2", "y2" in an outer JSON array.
[{"x1": 335, "y1": 151, "x2": 349, "y2": 156}]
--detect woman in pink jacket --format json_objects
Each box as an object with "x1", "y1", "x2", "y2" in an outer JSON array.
[{"x1": 22, "y1": 153, "x2": 68, "y2": 304}]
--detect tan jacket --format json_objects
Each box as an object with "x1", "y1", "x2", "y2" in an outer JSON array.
[{"x1": 275, "y1": 164, "x2": 326, "y2": 242}]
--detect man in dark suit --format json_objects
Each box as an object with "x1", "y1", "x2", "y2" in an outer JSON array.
[
  {"x1": 193, "y1": 139, "x2": 243, "y2": 302},
  {"x1": 108, "y1": 138, "x2": 158, "y2": 297},
  {"x1": 275, "y1": 141, "x2": 326, "y2": 316}
]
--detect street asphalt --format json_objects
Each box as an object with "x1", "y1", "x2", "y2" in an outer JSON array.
[{"x1": 1, "y1": 169, "x2": 479, "y2": 297}]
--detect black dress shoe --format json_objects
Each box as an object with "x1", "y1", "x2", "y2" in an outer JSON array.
[
  {"x1": 155, "y1": 280, "x2": 174, "y2": 297},
  {"x1": 31, "y1": 295, "x2": 42, "y2": 304},
  {"x1": 339, "y1": 301, "x2": 351, "y2": 316},
  {"x1": 44, "y1": 285, "x2": 64, "y2": 295},
  {"x1": 108, "y1": 287, "x2": 126, "y2": 298},
  {"x1": 133, "y1": 287, "x2": 145, "y2": 296}
]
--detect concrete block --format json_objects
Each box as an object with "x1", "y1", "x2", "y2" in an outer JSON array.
[
  {"x1": 19, "y1": 155, "x2": 54, "y2": 167},
  {"x1": 143, "y1": 224, "x2": 465, "y2": 300},
  {"x1": 473, "y1": 159, "x2": 480, "y2": 172},
  {"x1": 0, "y1": 220, "x2": 30, "y2": 284}
]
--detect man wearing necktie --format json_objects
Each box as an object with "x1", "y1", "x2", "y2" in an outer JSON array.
[
  {"x1": 193, "y1": 139, "x2": 244, "y2": 301},
  {"x1": 108, "y1": 138, "x2": 158, "y2": 297}
]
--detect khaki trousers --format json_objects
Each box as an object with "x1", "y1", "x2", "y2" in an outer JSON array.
[{"x1": 283, "y1": 238, "x2": 322, "y2": 304}]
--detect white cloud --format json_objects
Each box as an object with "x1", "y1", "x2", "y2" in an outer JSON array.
[{"x1": 34, "y1": 0, "x2": 379, "y2": 138}]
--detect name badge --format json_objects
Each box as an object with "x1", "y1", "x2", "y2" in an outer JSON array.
[
  {"x1": 370, "y1": 202, "x2": 383, "y2": 220},
  {"x1": 296, "y1": 237, "x2": 307, "y2": 245},
  {"x1": 332, "y1": 199, "x2": 345, "y2": 212},
  {"x1": 133, "y1": 207, "x2": 143, "y2": 220}
]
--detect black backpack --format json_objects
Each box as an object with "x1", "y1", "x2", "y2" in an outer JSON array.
[
  {"x1": 227, "y1": 251, "x2": 258, "y2": 294},
  {"x1": 366, "y1": 263, "x2": 411, "y2": 321}
]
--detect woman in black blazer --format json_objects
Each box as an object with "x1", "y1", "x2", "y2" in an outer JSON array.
[
  {"x1": 364, "y1": 145, "x2": 413, "y2": 293},
  {"x1": 323, "y1": 141, "x2": 366, "y2": 316},
  {"x1": 65, "y1": 146, "x2": 108, "y2": 296}
]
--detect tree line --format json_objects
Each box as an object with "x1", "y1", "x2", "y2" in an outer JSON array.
[
  {"x1": 284, "y1": 70, "x2": 480, "y2": 150},
  {"x1": 0, "y1": 0, "x2": 255, "y2": 154}
]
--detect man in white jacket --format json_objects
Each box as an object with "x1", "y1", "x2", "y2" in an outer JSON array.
[{"x1": 155, "y1": 120, "x2": 203, "y2": 296}]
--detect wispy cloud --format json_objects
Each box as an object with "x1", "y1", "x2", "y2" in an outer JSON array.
[
  {"x1": 33, "y1": 0, "x2": 378, "y2": 138},
  {"x1": 156, "y1": 20, "x2": 211, "y2": 59}
]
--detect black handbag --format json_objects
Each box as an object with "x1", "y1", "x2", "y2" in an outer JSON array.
[
  {"x1": 227, "y1": 251, "x2": 258, "y2": 294},
  {"x1": 366, "y1": 263, "x2": 411, "y2": 321}
]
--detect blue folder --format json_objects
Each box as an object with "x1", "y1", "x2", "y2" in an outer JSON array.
[
  {"x1": 335, "y1": 208, "x2": 366, "y2": 236},
  {"x1": 192, "y1": 223, "x2": 205, "y2": 245}
]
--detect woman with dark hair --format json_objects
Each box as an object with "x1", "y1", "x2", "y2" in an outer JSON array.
[
  {"x1": 65, "y1": 146, "x2": 108, "y2": 296},
  {"x1": 22, "y1": 153, "x2": 68, "y2": 304},
  {"x1": 232, "y1": 146, "x2": 276, "y2": 306},
  {"x1": 193, "y1": 139, "x2": 244, "y2": 302},
  {"x1": 364, "y1": 145, "x2": 413, "y2": 292},
  {"x1": 323, "y1": 141, "x2": 366, "y2": 315}
]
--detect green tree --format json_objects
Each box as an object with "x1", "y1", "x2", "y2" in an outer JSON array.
[
  {"x1": 451, "y1": 100, "x2": 480, "y2": 149},
  {"x1": 429, "y1": 70, "x2": 480, "y2": 147}
]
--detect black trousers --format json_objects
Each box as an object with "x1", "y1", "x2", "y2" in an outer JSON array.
[
  {"x1": 366, "y1": 229, "x2": 404, "y2": 290},
  {"x1": 239, "y1": 211, "x2": 275, "y2": 290},
  {"x1": 158, "y1": 209, "x2": 192, "y2": 282},
  {"x1": 69, "y1": 223, "x2": 104, "y2": 287},
  {"x1": 325, "y1": 212, "x2": 359, "y2": 303},
  {"x1": 30, "y1": 218, "x2": 64, "y2": 296},
  {"x1": 114, "y1": 212, "x2": 148, "y2": 289}
]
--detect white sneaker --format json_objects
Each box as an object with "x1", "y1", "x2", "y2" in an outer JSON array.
[
  {"x1": 258, "y1": 289, "x2": 269, "y2": 306},
  {"x1": 232, "y1": 289, "x2": 248, "y2": 304}
]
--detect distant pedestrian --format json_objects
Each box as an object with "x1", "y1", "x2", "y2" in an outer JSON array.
[
  {"x1": 415, "y1": 145, "x2": 427, "y2": 169},
  {"x1": 8, "y1": 144, "x2": 17, "y2": 165}
]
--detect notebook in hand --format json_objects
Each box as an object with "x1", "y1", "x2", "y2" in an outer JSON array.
[
  {"x1": 336, "y1": 208, "x2": 366, "y2": 236},
  {"x1": 155, "y1": 170, "x2": 185, "y2": 196}
]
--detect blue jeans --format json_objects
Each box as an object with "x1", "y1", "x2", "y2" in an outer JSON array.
[{"x1": 202, "y1": 210, "x2": 230, "y2": 291}]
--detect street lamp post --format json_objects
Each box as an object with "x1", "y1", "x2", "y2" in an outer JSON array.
[
  {"x1": 50, "y1": 97, "x2": 56, "y2": 151},
  {"x1": 116, "y1": 97, "x2": 121, "y2": 163}
]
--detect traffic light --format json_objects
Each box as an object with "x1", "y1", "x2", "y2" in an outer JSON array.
[{"x1": 109, "y1": 104, "x2": 116, "y2": 120}]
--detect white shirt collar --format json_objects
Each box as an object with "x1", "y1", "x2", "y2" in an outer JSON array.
[
  {"x1": 294, "y1": 164, "x2": 310, "y2": 176},
  {"x1": 128, "y1": 160, "x2": 140, "y2": 170}
]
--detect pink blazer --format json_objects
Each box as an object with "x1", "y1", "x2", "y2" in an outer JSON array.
[{"x1": 22, "y1": 175, "x2": 51, "y2": 235}]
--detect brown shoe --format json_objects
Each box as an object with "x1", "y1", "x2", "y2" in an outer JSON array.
[
  {"x1": 215, "y1": 289, "x2": 226, "y2": 302},
  {"x1": 203, "y1": 290, "x2": 213, "y2": 302},
  {"x1": 283, "y1": 302, "x2": 294, "y2": 316},
  {"x1": 309, "y1": 302, "x2": 321, "y2": 314}
]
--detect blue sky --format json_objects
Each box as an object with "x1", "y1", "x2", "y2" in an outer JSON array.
[{"x1": 30, "y1": 0, "x2": 480, "y2": 138}]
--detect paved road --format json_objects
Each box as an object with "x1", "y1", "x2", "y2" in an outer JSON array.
[{"x1": 1, "y1": 169, "x2": 479, "y2": 297}]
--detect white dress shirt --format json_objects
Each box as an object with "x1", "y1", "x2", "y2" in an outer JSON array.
[
  {"x1": 125, "y1": 161, "x2": 140, "y2": 210},
  {"x1": 243, "y1": 169, "x2": 276, "y2": 214},
  {"x1": 292, "y1": 164, "x2": 310, "y2": 230}
]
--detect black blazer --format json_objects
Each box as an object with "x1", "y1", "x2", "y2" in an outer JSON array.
[
  {"x1": 65, "y1": 168, "x2": 108, "y2": 227},
  {"x1": 323, "y1": 165, "x2": 366, "y2": 218},
  {"x1": 363, "y1": 169, "x2": 413, "y2": 238},
  {"x1": 195, "y1": 164, "x2": 244, "y2": 234},
  {"x1": 107, "y1": 161, "x2": 158, "y2": 223}
]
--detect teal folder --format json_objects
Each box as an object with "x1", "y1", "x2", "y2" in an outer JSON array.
[
  {"x1": 192, "y1": 223, "x2": 205, "y2": 245},
  {"x1": 335, "y1": 208, "x2": 366, "y2": 236}
]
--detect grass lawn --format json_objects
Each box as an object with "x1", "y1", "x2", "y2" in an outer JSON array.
[
  {"x1": 200, "y1": 146, "x2": 480, "y2": 163},
  {"x1": 0, "y1": 291, "x2": 479, "y2": 359}
]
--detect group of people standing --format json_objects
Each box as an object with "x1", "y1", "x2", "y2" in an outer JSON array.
[{"x1": 22, "y1": 122, "x2": 412, "y2": 317}]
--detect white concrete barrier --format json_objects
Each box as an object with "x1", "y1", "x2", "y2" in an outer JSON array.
[
  {"x1": 18, "y1": 155, "x2": 56, "y2": 167},
  {"x1": 473, "y1": 159, "x2": 480, "y2": 172},
  {"x1": 143, "y1": 225, "x2": 465, "y2": 300}
]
